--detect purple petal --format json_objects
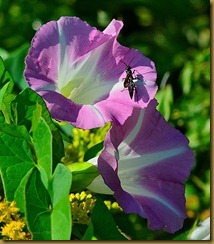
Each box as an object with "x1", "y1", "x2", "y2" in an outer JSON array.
[
  {"x1": 24, "y1": 20, "x2": 60, "y2": 91},
  {"x1": 97, "y1": 99, "x2": 194, "y2": 233},
  {"x1": 103, "y1": 18, "x2": 124, "y2": 36},
  {"x1": 39, "y1": 90, "x2": 106, "y2": 128},
  {"x1": 24, "y1": 17, "x2": 157, "y2": 129}
]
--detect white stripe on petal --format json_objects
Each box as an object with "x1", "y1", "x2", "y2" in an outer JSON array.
[
  {"x1": 120, "y1": 179, "x2": 181, "y2": 216},
  {"x1": 118, "y1": 110, "x2": 145, "y2": 153},
  {"x1": 118, "y1": 146, "x2": 188, "y2": 172},
  {"x1": 56, "y1": 27, "x2": 117, "y2": 105},
  {"x1": 88, "y1": 156, "x2": 99, "y2": 167},
  {"x1": 87, "y1": 175, "x2": 114, "y2": 195}
]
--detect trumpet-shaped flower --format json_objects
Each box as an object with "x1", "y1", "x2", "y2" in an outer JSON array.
[
  {"x1": 87, "y1": 99, "x2": 194, "y2": 233},
  {"x1": 24, "y1": 17, "x2": 157, "y2": 129}
]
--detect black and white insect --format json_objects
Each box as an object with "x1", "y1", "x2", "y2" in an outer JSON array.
[{"x1": 120, "y1": 59, "x2": 139, "y2": 99}]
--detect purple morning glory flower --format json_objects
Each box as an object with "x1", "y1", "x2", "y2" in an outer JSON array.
[
  {"x1": 87, "y1": 99, "x2": 194, "y2": 233},
  {"x1": 24, "y1": 17, "x2": 157, "y2": 129}
]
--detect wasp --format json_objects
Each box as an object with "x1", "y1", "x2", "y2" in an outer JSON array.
[{"x1": 120, "y1": 60, "x2": 138, "y2": 99}]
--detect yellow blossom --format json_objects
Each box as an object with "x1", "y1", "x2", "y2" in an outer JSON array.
[
  {"x1": 1, "y1": 220, "x2": 28, "y2": 240},
  {"x1": 62, "y1": 122, "x2": 111, "y2": 164},
  {"x1": 104, "y1": 200, "x2": 123, "y2": 213},
  {"x1": 69, "y1": 191, "x2": 96, "y2": 225},
  {"x1": 0, "y1": 199, "x2": 19, "y2": 223},
  {"x1": 0, "y1": 197, "x2": 31, "y2": 240}
]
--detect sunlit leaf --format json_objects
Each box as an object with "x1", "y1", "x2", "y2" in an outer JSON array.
[
  {"x1": 0, "y1": 56, "x2": 15, "y2": 123},
  {"x1": 173, "y1": 230, "x2": 190, "y2": 240},
  {"x1": 180, "y1": 62, "x2": 192, "y2": 95},
  {"x1": 30, "y1": 109, "x2": 72, "y2": 239},
  {"x1": 67, "y1": 162, "x2": 99, "y2": 192},
  {"x1": 50, "y1": 163, "x2": 72, "y2": 240},
  {"x1": 32, "y1": 115, "x2": 52, "y2": 187},
  {"x1": 0, "y1": 82, "x2": 11, "y2": 109},
  {"x1": 11, "y1": 87, "x2": 64, "y2": 168},
  {"x1": 156, "y1": 84, "x2": 173, "y2": 121},
  {"x1": 0, "y1": 123, "x2": 35, "y2": 212},
  {"x1": 25, "y1": 164, "x2": 72, "y2": 240},
  {"x1": 25, "y1": 167, "x2": 52, "y2": 240}
]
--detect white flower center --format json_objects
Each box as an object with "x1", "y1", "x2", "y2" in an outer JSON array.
[{"x1": 57, "y1": 30, "x2": 116, "y2": 105}]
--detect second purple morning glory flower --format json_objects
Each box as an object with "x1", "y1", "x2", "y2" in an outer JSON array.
[{"x1": 87, "y1": 99, "x2": 194, "y2": 233}]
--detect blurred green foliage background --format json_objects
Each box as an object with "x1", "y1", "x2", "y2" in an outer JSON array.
[{"x1": 0, "y1": 0, "x2": 210, "y2": 240}]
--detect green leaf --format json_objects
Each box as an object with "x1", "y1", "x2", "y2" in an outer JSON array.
[
  {"x1": 30, "y1": 102, "x2": 43, "y2": 133},
  {"x1": 11, "y1": 87, "x2": 64, "y2": 168},
  {"x1": 82, "y1": 222, "x2": 95, "y2": 240},
  {"x1": 57, "y1": 122, "x2": 73, "y2": 143},
  {"x1": 25, "y1": 167, "x2": 52, "y2": 240},
  {"x1": 180, "y1": 62, "x2": 193, "y2": 95},
  {"x1": 72, "y1": 224, "x2": 88, "y2": 240},
  {"x1": 91, "y1": 197, "x2": 127, "y2": 240},
  {"x1": 156, "y1": 84, "x2": 173, "y2": 121},
  {"x1": 67, "y1": 162, "x2": 99, "y2": 191},
  {"x1": 11, "y1": 88, "x2": 47, "y2": 130},
  {"x1": 4, "y1": 43, "x2": 29, "y2": 90},
  {"x1": 25, "y1": 164, "x2": 72, "y2": 240},
  {"x1": 0, "y1": 82, "x2": 10, "y2": 109},
  {"x1": 0, "y1": 95, "x2": 71, "y2": 240},
  {"x1": 0, "y1": 124, "x2": 35, "y2": 212},
  {"x1": 50, "y1": 163, "x2": 72, "y2": 240},
  {"x1": 0, "y1": 56, "x2": 15, "y2": 123},
  {"x1": 0, "y1": 48, "x2": 9, "y2": 60},
  {"x1": 0, "y1": 122, "x2": 31, "y2": 141},
  {"x1": 0, "y1": 93, "x2": 16, "y2": 123},
  {"x1": 173, "y1": 230, "x2": 190, "y2": 240},
  {"x1": 32, "y1": 115, "x2": 53, "y2": 187},
  {"x1": 84, "y1": 141, "x2": 104, "y2": 161},
  {"x1": 0, "y1": 56, "x2": 14, "y2": 90}
]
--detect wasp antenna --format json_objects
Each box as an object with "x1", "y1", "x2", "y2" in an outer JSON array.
[
  {"x1": 120, "y1": 56, "x2": 136, "y2": 68},
  {"x1": 127, "y1": 56, "x2": 136, "y2": 67},
  {"x1": 119, "y1": 59, "x2": 128, "y2": 67}
]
